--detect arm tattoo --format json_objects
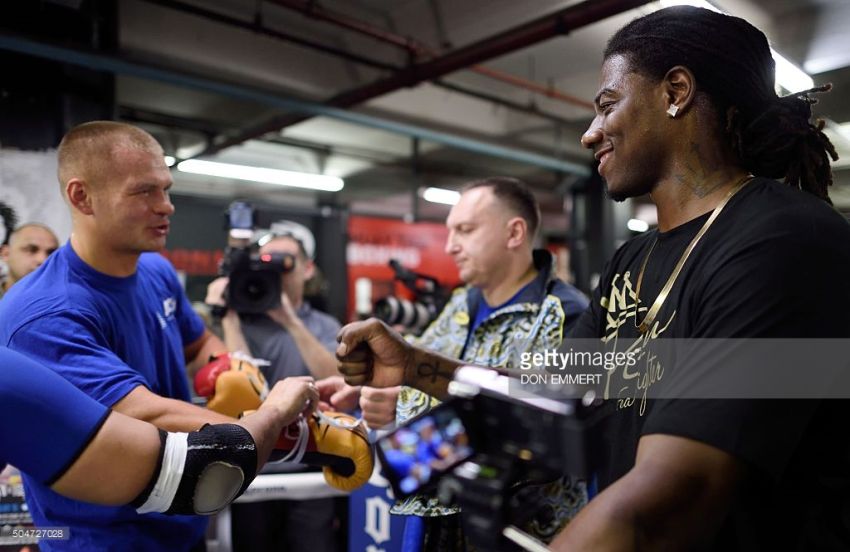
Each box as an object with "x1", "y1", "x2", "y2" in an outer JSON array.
[{"x1": 403, "y1": 349, "x2": 461, "y2": 399}]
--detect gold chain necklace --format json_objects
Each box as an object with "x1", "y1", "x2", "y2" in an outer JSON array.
[{"x1": 633, "y1": 174, "x2": 755, "y2": 334}]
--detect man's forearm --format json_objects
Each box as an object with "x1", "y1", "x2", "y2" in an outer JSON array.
[
  {"x1": 551, "y1": 436, "x2": 741, "y2": 551},
  {"x1": 402, "y1": 347, "x2": 463, "y2": 400},
  {"x1": 549, "y1": 481, "x2": 639, "y2": 551},
  {"x1": 235, "y1": 406, "x2": 289, "y2": 471},
  {"x1": 287, "y1": 320, "x2": 338, "y2": 379},
  {"x1": 220, "y1": 310, "x2": 252, "y2": 355},
  {"x1": 185, "y1": 329, "x2": 229, "y2": 378},
  {"x1": 114, "y1": 388, "x2": 234, "y2": 432}
]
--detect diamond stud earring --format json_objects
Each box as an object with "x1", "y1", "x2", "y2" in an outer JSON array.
[{"x1": 666, "y1": 104, "x2": 679, "y2": 118}]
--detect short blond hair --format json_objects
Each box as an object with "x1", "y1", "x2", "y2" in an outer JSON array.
[{"x1": 57, "y1": 121, "x2": 162, "y2": 191}]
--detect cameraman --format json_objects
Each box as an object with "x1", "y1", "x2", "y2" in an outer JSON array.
[{"x1": 206, "y1": 220, "x2": 341, "y2": 552}]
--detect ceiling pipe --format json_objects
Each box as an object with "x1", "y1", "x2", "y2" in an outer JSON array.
[
  {"x1": 268, "y1": 0, "x2": 593, "y2": 109},
  {"x1": 0, "y1": 32, "x2": 590, "y2": 175},
  {"x1": 430, "y1": 80, "x2": 585, "y2": 129},
  {"x1": 139, "y1": 0, "x2": 577, "y2": 126},
  {"x1": 469, "y1": 65, "x2": 593, "y2": 109},
  {"x1": 139, "y1": 0, "x2": 400, "y2": 72},
  {"x1": 266, "y1": 0, "x2": 428, "y2": 56},
  {"x1": 202, "y1": 0, "x2": 653, "y2": 157}
]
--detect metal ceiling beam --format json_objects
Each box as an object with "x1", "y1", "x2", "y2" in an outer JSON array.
[
  {"x1": 268, "y1": 0, "x2": 594, "y2": 109},
  {"x1": 0, "y1": 32, "x2": 590, "y2": 175},
  {"x1": 203, "y1": 0, "x2": 653, "y2": 158},
  {"x1": 138, "y1": 0, "x2": 401, "y2": 72},
  {"x1": 139, "y1": 0, "x2": 580, "y2": 126}
]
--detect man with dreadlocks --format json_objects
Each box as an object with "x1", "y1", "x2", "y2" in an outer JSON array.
[
  {"x1": 547, "y1": 5, "x2": 850, "y2": 549},
  {"x1": 334, "y1": 6, "x2": 850, "y2": 551}
]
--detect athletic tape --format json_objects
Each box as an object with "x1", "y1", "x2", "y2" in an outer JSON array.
[{"x1": 136, "y1": 432, "x2": 188, "y2": 514}]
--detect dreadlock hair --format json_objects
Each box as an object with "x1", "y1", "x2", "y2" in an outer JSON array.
[{"x1": 605, "y1": 6, "x2": 838, "y2": 203}]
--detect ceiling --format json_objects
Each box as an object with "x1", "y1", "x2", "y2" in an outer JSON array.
[{"x1": 10, "y1": 0, "x2": 850, "y2": 232}]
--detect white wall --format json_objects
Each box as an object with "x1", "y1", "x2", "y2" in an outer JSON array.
[{"x1": 0, "y1": 148, "x2": 71, "y2": 243}]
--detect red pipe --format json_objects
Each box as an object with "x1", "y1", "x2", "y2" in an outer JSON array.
[
  {"x1": 204, "y1": 0, "x2": 654, "y2": 156},
  {"x1": 267, "y1": 0, "x2": 429, "y2": 56},
  {"x1": 470, "y1": 66, "x2": 594, "y2": 110},
  {"x1": 267, "y1": 0, "x2": 615, "y2": 110}
]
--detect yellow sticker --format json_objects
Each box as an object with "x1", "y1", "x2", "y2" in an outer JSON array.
[{"x1": 454, "y1": 311, "x2": 469, "y2": 326}]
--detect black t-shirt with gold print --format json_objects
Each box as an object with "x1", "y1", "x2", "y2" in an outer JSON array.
[{"x1": 570, "y1": 177, "x2": 850, "y2": 550}]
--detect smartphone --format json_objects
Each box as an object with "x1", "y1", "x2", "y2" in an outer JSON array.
[
  {"x1": 376, "y1": 400, "x2": 476, "y2": 499},
  {"x1": 228, "y1": 201, "x2": 254, "y2": 229},
  {"x1": 226, "y1": 201, "x2": 255, "y2": 240}
]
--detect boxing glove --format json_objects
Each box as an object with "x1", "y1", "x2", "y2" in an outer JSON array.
[
  {"x1": 194, "y1": 352, "x2": 269, "y2": 418},
  {"x1": 273, "y1": 411, "x2": 373, "y2": 492}
]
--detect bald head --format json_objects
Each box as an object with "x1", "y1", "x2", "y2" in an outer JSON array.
[
  {"x1": 57, "y1": 121, "x2": 163, "y2": 193},
  {"x1": 1, "y1": 223, "x2": 59, "y2": 288}
]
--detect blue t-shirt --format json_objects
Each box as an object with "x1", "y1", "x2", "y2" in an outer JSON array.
[
  {"x1": 0, "y1": 347, "x2": 109, "y2": 484},
  {"x1": 0, "y1": 243, "x2": 207, "y2": 551},
  {"x1": 469, "y1": 281, "x2": 532, "y2": 335}
]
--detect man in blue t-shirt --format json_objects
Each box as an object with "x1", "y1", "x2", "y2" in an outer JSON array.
[{"x1": 0, "y1": 121, "x2": 249, "y2": 551}]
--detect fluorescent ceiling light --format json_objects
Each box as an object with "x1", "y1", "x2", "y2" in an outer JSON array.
[
  {"x1": 658, "y1": 1, "x2": 813, "y2": 93},
  {"x1": 627, "y1": 218, "x2": 650, "y2": 232},
  {"x1": 164, "y1": 155, "x2": 176, "y2": 167},
  {"x1": 659, "y1": 0, "x2": 721, "y2": 12},
  {"x1": 771, "y1": 48, "x2": 814, "y2": 93},
  {"x1": 635, "y1": 204, "x2": 658, "y2": 227},
  {"x1": 423, "y1": 187, "x2": 460, "y2": 205},
  {"x1": 176, "y1": 159, "x2": 344, "y2": 192},
  {"x1": 822, "y1": 121, "x2": 850, "y2": 168},
  {"x1": 837, "y1": 122, "x2": 850, "y2": 142}
]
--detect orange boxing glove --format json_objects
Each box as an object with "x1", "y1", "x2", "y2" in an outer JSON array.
[
  {"x1": 194, "y1": 352, "x2": 269, "y2": 418},
  {"x1": 273, "y1": 411, "x2": 373, "y2": 492}
]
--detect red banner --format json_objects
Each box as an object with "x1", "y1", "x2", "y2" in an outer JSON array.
[
  {"x1": 346, "y1": 216, "x2": 461, "y2": 322},
  {"x1": 160, "y1": 248, "x2": 223, "y2": 276}
]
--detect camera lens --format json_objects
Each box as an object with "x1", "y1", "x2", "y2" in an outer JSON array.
[
  {"x1": 374, "y1": 296, "x2": 403, "y2": 324},
  {"x1": 242, "y1": 275, "x2": 269, "y2": 302},
  {"x1": 228, "y1": 269, "x2": 281, "y2": 313},
  {"x1": 374, "y1": 297, "x2": 434, "y2": 333}
]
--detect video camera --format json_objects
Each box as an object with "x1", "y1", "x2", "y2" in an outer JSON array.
[
  {"x1": 375, "y1": 367, "x2": 609, "y2": 551},
  {"x1": 373, "y1": 259, "x2": 449, "y2": 335},
  {"x1": 219, "y1": 201, "x2": 296, "y2": 314}
]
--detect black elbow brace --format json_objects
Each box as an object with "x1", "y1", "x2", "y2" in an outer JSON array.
[{"x1": 131, "y1": 423, "x2": 258, "y2": 515}]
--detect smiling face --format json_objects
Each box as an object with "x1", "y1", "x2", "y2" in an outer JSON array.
[{"x1": 582, "y1": 54, "x2": 672, "y2": 201}]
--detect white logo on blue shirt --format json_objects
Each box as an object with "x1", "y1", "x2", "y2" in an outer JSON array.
[{"x1": 159, "y1": 297, "x2": 177, "y2": 329}]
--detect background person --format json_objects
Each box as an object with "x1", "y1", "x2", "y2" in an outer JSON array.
[
  {"x1": 386, "y1": 176, "x2": 589, "y2": 548},
  {"x1": 206, "y1": 221, "x2": 343, "y2": 552},
  {"x1": 0, "y1": 223, "x2": 57, "y2": 298}
]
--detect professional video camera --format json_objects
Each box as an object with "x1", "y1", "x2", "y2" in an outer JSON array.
[
  {"x1": 219, "y1": 201, "x2": 296, "y2": 314},
  {"x1": 376, "y1": 367, "x2": 610, "y2": 551},
  {"x1": 373, "y1": 259, "x2": 449, "y2": 335}
]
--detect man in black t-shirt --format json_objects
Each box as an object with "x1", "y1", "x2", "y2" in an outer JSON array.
[
  {"x1": 333, "y1": 5, "x2": 850, "y2": 551},
  {"x1": 565, "y1": 174, "x2": 850, "y2": 549}
]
